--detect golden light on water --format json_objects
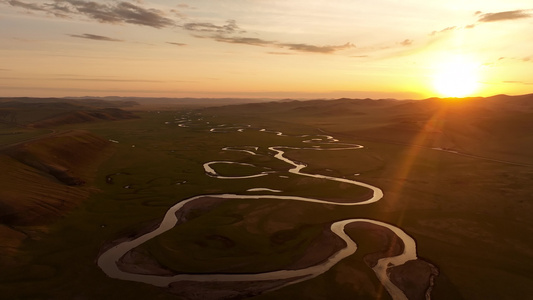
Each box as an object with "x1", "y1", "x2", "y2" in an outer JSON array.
[{"x1": 432, "y1": 55, "x2": 480, "y2": 98}]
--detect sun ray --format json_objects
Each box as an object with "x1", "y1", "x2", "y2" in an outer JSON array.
[{"x1": 385, "y1": 104, "x2": 450, "y2": 226}]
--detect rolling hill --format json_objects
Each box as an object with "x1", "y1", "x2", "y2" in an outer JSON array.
[
  {"x1": 202, "y1": 94, "x2": 533, "y2": 165},
  {"x1": 0, "y1": 99, "x2": 138, "y2": 128},
  {"x1": 0, "y1": 130, "x2": 114, "y2": 264}
]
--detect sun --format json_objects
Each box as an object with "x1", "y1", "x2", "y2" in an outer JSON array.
[{"x1": 432, "y1": 55, "x2": 480, "y2": 98}]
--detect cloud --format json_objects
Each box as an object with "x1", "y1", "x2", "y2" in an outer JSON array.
[
  {"x1": 279, "y1": 42, "x2": 355, "y2": 54},
  {"x1": 68, "y1": 33, "x2": 122, "y2": 41},
  {"x1": 503, "y1": 81, "x2": 533, "y2": 85},
  {"x1": 211, "y1": 31, "x2": 355, "y2": 54},
  {"x1": 430, "y1": 26, "x2": 456, "y2": 36},
  {"x1": 176, "y1": 3, "x2": 195, "y2": 10},
  {"x1": 67, "y1": 1, "x2": 174, "y2": 28},
  {"x1": 267, "y1": 52, "x2": 293, "y2": 55},
  {"x1": 212, "y1": 34, "x2": 355, "y2": 54},
  {"x1": 478, "y1": 10, "x2": 531, "y2": 22},
  {"x1": 7, "y1": 0, "x2": 46, "y2": 11},
  {"x1": 166, "y1": 42, "x2": 186, "y2": 46},
  {"x1": 399, "y1": 39, "x2": 413, "y2": 46},
  {"x1": 183, "y1": 20, "x2": 241, "y2": 34},
  {"x1": 6, "y1": 0, "x2": 175, "y2": 28},
  {"x1": 213, "y1": 35, "x2": 273, "y2": 47},
  {"x1": 429, "y1": 23, "x2": 477, "y2": 36}
]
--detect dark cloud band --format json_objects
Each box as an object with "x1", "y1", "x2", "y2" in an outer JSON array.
[
  {"x1": 68, "y1": 33, "x2": 121, "y2": 41},
  {"x1": 478, "y1": 10, "x2": 531, "y2": 22},
  {"x1": 182, "y1": 20, "x2": 241, "y2": 34},
  {"x1": 212, "y1": 35, "x2": 354, "y2": 54},
  {"x1": 166, "y1": 42, "x2": 187, "y2": 46},
  {"x1": 7, "y1": 0, "x2": 174, "y2": 28},
  {"x1": 280, "y1": 42, "x2": 355, "y2": 54}
]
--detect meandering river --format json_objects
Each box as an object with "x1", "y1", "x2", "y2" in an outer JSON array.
[{"x1": 98, "y1": 125, "x2": 419, "y2": 300}]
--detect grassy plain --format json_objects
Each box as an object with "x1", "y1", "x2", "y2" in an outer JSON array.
[{"x1": 1, "y1": 96, "x2": 532, "y2": 299}]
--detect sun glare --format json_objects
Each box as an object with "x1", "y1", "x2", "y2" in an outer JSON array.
[{"x1": 432, "y1": 55, "x2": 480, "y2": 98}]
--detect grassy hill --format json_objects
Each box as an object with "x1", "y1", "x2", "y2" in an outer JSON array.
[
  {"x1": 0, "y1": 130, "x2": 114, "y2": 264},
  {"x1": 0, "y1": 98, "x2": 138, "y2": 128}
]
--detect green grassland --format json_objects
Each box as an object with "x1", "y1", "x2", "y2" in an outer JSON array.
[
  {"x1": 0, "y1": 98, "x2": 532, "y2": 300},
  {"x1": 0, "y1": 126, "x2": 52, "y2": 147}
]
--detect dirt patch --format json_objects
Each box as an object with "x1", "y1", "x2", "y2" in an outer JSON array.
[
  {"x1": 389, "y1": 259, "x2": 439, "y2": 300},
  {"x1": 118, "y1": 246, "x2": 175, "y2": 276}
]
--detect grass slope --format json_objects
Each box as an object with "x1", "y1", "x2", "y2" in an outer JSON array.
[
  {"x1": 0, "y1": 130, "x2": 115, "y2": 268},
  {"x1": 0, "y1": 130, "x2": 114, "y2": 225}
]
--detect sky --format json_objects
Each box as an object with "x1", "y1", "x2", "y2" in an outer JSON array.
[{"x1": 0, "y1": 0, "x2": 532, "y2": 99}]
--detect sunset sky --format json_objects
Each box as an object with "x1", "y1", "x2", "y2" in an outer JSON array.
[{"x1": 1, "y1": 0, "x2": 532, "y2": 99}]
